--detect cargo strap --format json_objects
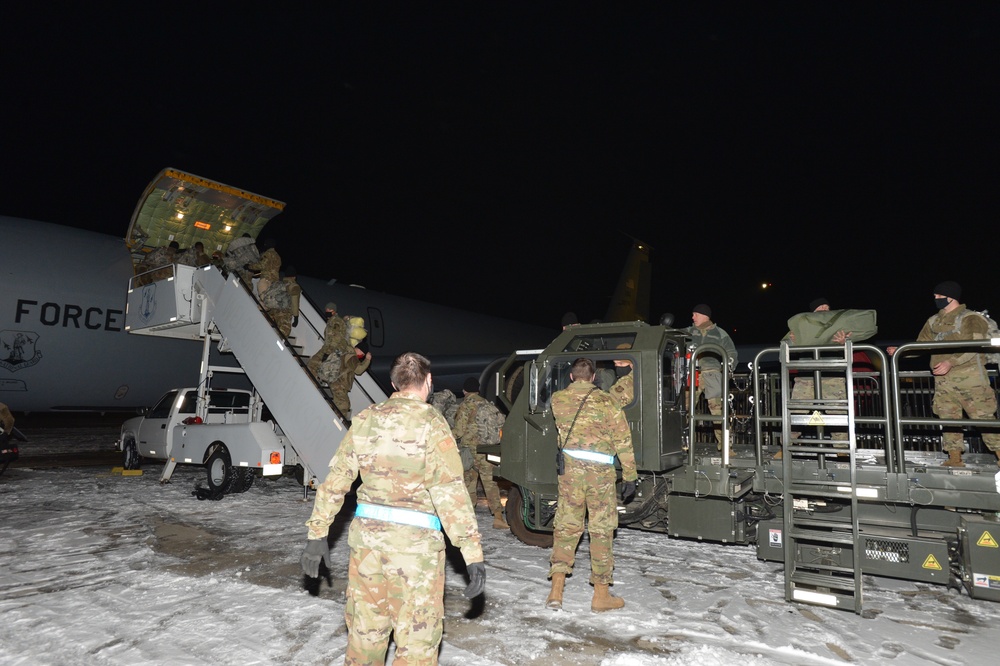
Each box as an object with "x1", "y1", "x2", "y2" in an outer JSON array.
[
  {"x1": 355, "y1": 502, "x2": 442, "y2": 530},
  {"x1": 563, "y1": 449, "x2": 615, "y2": 465}
]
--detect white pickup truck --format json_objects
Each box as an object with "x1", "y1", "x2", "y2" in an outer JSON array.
[{"x1": 116, "y1": 387, "x2": 298, "y2": 495}]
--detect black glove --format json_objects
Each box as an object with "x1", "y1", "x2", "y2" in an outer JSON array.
[
  {"x1": 556, "y1": 449, "x2": 565, "y2": 476},
  {"x1": 620, "y1": 479, "x2": 637, "y2": 504},
  {"x1": 464, "y1": 561, "x2": 486, "y2": 598},
  {"x1": 300, "y1": 539, "x2": 332, "y2": 578},
  {"x1": 292, "y1": 315, "x2": 299, "y2": 327}
]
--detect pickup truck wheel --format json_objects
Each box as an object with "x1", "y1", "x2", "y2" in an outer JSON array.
[
  {"x1": 122, "y1": 439, "x2": 141, "y2": 470},
  {"x1": 506, "y1": 485, "x2": 554, "y2": 548},
  {"x1": 206, "y1": 448, "x2": 234, "y2": 494}
]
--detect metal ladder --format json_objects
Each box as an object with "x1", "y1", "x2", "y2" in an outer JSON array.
[{"x1": 780, "y1": 339, "x2": 863, "y2": 614}]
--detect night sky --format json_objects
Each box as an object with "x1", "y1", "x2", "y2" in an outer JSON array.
[{"x1": 4, "y1": 2, "x2": 999, "y2": 344}]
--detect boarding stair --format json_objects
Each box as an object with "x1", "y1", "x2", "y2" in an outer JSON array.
[
  {"x1": 124, "y1": 263, "x2": 386, "y2": 485},
  {"x1": 779, "y1": 339, "x2": 864, "y2": 614}
]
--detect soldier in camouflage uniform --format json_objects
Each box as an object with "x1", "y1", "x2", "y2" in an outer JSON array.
[
  {"x1": 0, "y1": 402, "x2": 14, "y2": 439},
  {"x1": 269, "y1": 265, "x2": 302, "y2": 338},
  {"x1": 301, "y1": 352, "x2": 485, "y2": 665},
  {"x1": 890, "y1": 281, "x2": 1000, "y2": 467},
  {"x1": 687, "y1": 304, "x2": 738, "y2": 449},
  {"x1": 255, "y1": 238, "x2": 281, "y2": 297},
  {"x1": 307, "y1": 302, "x2": 351, "y2": 377},
  {"x1": 223, "y1": 233, "x2": 259, "y2": 288},
  {"x1": 134, "y1": 241, "x2": 179, "y2": 285},
  {"x1": 452, "y1": 377, "x2": 509, "y2": 530},
  {"x1": 176, "y1": 241, "x2": 210, "y2": 267},
  {"x1": 547, "y1": 357, "x2": 636, "y2": 612},
  {"x1": 330, "y1": 347, "x2": 373, "y2": 422}
]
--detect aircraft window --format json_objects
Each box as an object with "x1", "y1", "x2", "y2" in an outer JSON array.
[{"x1": 148, "y1": 391, "x2": 180, "y2": 419}]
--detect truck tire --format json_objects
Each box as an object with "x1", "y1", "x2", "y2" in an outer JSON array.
[
  {"x1": 506, "y1": 485, "x2": 554, "y2": 548},
  {"x1": 122, "y1": 438, "x2": 141, "y2": 471},
  {"x1": 206, "y1": 447, "x2": 235, "y2": 494},
  {"x1": 230, "y1": 467, "x2": 256, "y2": 493}
]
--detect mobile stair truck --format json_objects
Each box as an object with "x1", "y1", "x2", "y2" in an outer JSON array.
[
  {"x1": 115, "y1": 168, "x2": 387, "y2": 495},
  {"x1": 488, "y1": 319, "x2": 1000, "y2": 613}
]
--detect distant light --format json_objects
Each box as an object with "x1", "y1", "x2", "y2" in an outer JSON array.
[{"x1": 761, "y1": 282, "x2": 773, "y2": 289}]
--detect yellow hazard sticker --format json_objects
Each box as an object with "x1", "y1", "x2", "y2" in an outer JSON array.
[
  {"x1": 807, "y1": 411, "x2": 826, "y2": 426},
  {"x1": 976, "y1": 531, "x2": 998, "y2": 548},
  {"x1": 922, "y1": 554, "x2": 943, "y2": 570}
]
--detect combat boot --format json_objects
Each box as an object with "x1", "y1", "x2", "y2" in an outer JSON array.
[
  {"x1": 942, "y1": 450, "x2": 965, "y2": 467},
  {"x1": 546, "y1": 573, "x2": 565, "y2": 610},
  {"x1": 492, "y1": 510, "x2": 509, "y2": 530},
  {"x1": 591, "y1": 583, "x2": 624, "y2": 611}
]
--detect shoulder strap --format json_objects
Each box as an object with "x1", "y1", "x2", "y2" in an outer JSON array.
[{"x1": 559, "y1": 386, "x2": 599, "y2": 449}]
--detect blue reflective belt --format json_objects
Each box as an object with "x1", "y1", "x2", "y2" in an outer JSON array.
[
  {"x1": 563, "y1": 449, "x2": 615, "y2": 465},
  {"x1": 355, "y1": 502, "x2": 442, "y2": 531}
]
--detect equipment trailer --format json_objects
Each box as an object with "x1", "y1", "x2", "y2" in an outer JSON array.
[{"x1": 490, "y1": 320, "x2": 1000, "y2": 613}]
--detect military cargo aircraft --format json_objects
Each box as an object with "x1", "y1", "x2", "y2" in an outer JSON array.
[{"x1": 1, "y1": 168, "x2": 650, "y2": 414}]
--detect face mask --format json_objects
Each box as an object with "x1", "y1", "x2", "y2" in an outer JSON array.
[
  {"x1": 615, "y1": 365, "x2": 632, "y2": 378},
  {"x1": 935, "y1": 297, "x2": 949, "y2": 310}
]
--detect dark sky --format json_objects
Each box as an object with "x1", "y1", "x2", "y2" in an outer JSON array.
[{"x1": 4, "y1": 2, "x2": 999, "y2": 344}]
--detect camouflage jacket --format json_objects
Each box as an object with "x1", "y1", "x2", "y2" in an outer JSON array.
[
  {"x1": 318, "y1": 314, "x2": 351, "y2": 356},
  {"x1": 551, "y1": 380, "x2": 636, "y2": 481},
  {"x1": 305, "y1": 392, "x2": 483, "y2": 563},
  {"x1": 609, "y1": 373, "x2": 634, "y2": 407},
  {"x1": 452, "y1": 392, "x2": 486, "y2": 448},
  {"x1": 917, "y1": 304, "x2": 991, "y2": 374},
  {"x1": 257, "y1": 248, "x2": 281, "y2": 282},
  {"x1": 687, "y1": 321, "x2": 738, "y2": 372},
  {"x1": 282, "y1": 277, "x2": 302, "y2": 315}
]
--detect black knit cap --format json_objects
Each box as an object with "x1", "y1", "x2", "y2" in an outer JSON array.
[
  {"x1": 692, "y1": 304, "x2": 712, "y2": 318},
  {"x1": 463, "y1": 377, "x2": 480, "y2": 393},
  {"x1": 934, "y1": 281, "x2": 961, "y2": 300},
  {"x1": 808, "y1": 297, "x2": 830, "y2": 311},
  {"x1": 561, "y1": 311, "x2": 579, "y2": 327}
]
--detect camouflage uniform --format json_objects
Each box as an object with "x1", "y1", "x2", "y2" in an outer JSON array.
[
  {"x1": 135, "y1": 244, "x2": 177, "y2": 285},
  {"x1": 688, "y1": 320, "x2": 738, "y2": 444},
  {"x1": 453, "y1": 392, "x2": 504, "y2": 516},
  {"x1": 549, "y1": 381, "x2": 635, "y2": 585},
  {"x1": 223, "y1": 235, "x2": 259, "y2": 287},
  {"x1": 176, "y1": 243, "x2": 210, "y2": 267},
  {"x1": 255, "y1": 247, "x2": 282, "y2": 296},
  {"x1": 917, "y1": 305, "x2": 1000, "y2": 455},
  {"x1": 609, "y1": 372, "x2": 634, "y2": 407},
  {"x1": 329, "y1": 351, "x2": 372, "y2": 421},
  {"x1": 305, "y1": 392, "x2": 483, "y2": 666},
  {"x1": 269, "y1": 275, "x2": 302, "y2": 338},
  {"x1": 307, "y1": 315, "x2": 351, "y2": 376}
]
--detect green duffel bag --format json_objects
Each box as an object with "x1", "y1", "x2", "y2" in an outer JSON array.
[{"x1": 786, "y1": 309, "x2": 877, "y2": 346}]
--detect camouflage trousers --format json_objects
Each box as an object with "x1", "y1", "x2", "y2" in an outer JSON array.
[
  {"x1": 790, "y1": 377, "x2": 849, "y2": 442},
  {"x1": 933, "y1": 375, "x2": 1000, "y2": 453},
  {"x1": 464, "y1": 453, "x2": 502, "y2": 514},
  {"x1": 549, "y1": 457, "x2": 618, "y2": 585},
  {"x1": 344, "y1": 546, "x2": 445, "y2": 666},
  {"x1": 694, "y1": 370, "x2": 725, "y2": 444},
  {"x1": 329, "y1": 374, "x2": 354, "y2": 420},
  {"x1": 270, "y1": 308, "x2": 292, "y2": 338}
]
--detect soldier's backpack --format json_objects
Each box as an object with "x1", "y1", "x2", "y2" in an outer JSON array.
[
  {"x1": 260, "y1": 281, "x2": 291, "y2": 310},
  {"x1": 429, "y1": 389, "x2": 459, "y2": 428},
  {"x1": 474, "y1": 400, "x2": 505, "y2": 446},
  {"x1": 316, "y1": 350, "x2": 343, "y2": 384},
  {"x1": 944, "y1": 309, "x2": 1000, "y2": 367}
]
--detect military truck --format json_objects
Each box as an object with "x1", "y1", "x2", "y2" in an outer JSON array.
[{"x1": 489, "y1": 319, "x2": 1000, "y2": 613}]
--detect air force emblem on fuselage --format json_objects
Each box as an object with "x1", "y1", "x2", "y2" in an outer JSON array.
[
  {"x1": 0, "y1": 330, "x2": 42, "y2": 371},
  {"x1": 139, "y1": 284, "x2": 158, "y2": 324}
]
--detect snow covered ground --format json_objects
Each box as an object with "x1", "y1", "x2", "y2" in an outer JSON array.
[{"x1": 2, "y1": 424, "x2": 999, "y2": 665}]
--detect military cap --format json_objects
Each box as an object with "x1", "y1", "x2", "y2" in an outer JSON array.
[
  {"x1": 325, "y1": 302, "x2": 337, "y2": 312},
  {"x1": 808, "y1": 297, "x2": 830, "y2": 312},
  {"x1": 692, "y1": 304, "x2": 712, "y2": 318}
]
